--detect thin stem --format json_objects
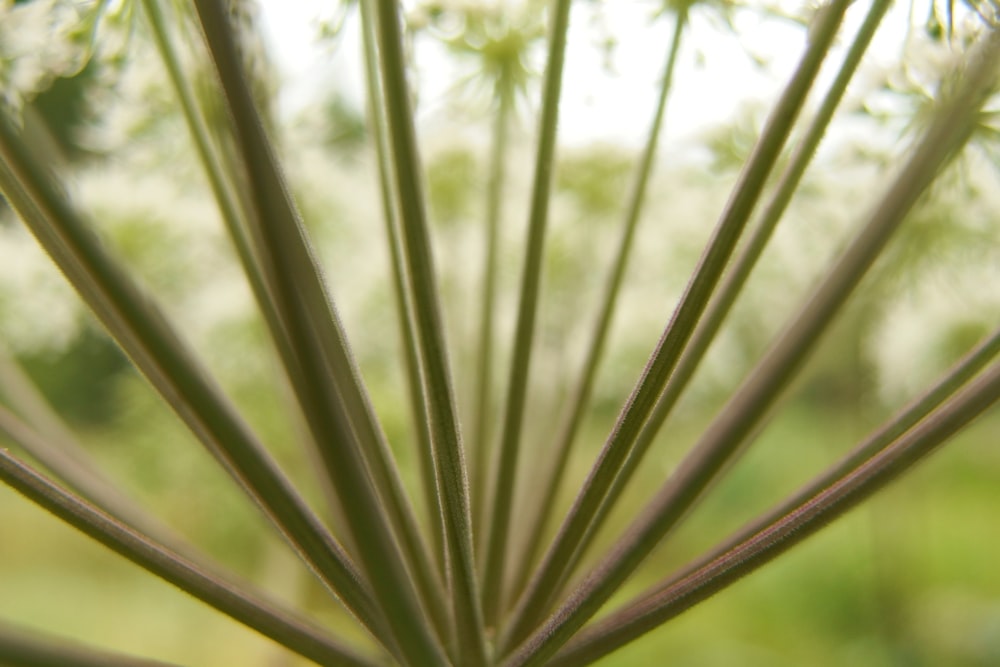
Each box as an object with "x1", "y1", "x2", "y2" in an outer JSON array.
[
  {"x1": 505, "y1": 7, "x2": 688, "y2": 611},
  {"x1": 191, "y1": 1, "x2": 448, "y2": 663},
  {"x1": 481, "y1": 0, "x2": 574, "y2": 631},
  {"x1": 501, "y1": 0, "x2": 853, "y2": 650},
  {"x1": 0, "y1": 348, "x2": 187, "y2": 548},
  {"x1": 660, "y1": 323, "x2": 1000, "y2": 596},
  {"x1": 0, "y1": 402, "x2": 182, "y2": 551},
  {"x1": 552, "y1": 355, "x2": 1000, "y2": 666},
  {"x1": 371, "y1": 0, "x2": 487, "y2": 663},
  {"x1": 561, "y1": 0, "x2": 893, "y2": 592},
  {"x1": 140, "y1": 0, "x2": 261, "y2": 315},
  {"x1": 0, "y1": 621, "x2": 179, "y2": 667},
  {"x1": 359, "y1": 0, "x2": 453, "y2": 648},
  {"x1": 0, "y1": 110, "x2": 385, "y2": 650},
  {"x1": 0, "y1": 394, "x2": 382, "y2": 664},
  {"x1": 0, "y1": 342, "x2": 91, "y2": 453},
  {"x1": 471, "y1": 83, "x2": 513, "y2": 541},
  {"x1": 0, "y1": 451, "x2": 380, "y2": 667},
  {"x1": 143, "y1": 0, "x2": 361, "y2": 559},
  {"x1": 501, "y1": 25, "x2": 1000, "y2": 667}
]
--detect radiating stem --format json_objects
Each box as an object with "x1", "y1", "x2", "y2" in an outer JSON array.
[
  {"x1": 0, "y1": 620, "x2": 179, "y2": 667},
  {"x1": 481, "y1": 0, "x2": 573, "y2": 631},
  {"x1": 556, "y1": 0, "x2": 893, "y2": 595},
  {"x1": 0, "y1": 348, "x2": 186, "y2": 549},
  {"x1": 471, "y1": 82, "x2": 513, "y2": 541},
  {"x1": 143, "y1": 0, "x2": 363, "y2": 559},
  {"x1": 501, "y1": 25, "x2": 1000, "y2": 666},
  {"x1": 0, "y1": 451, "x2": 380, "y2": 667},
  {"x1": 659, "y1": 323, "x2": 999, "y2": 596},
  {"x1": 505, "y1": 6, "x2": 688, "y2": 611},
  {"x1": 192, "y1": 1, "x2": 450, "y2": 662},
  {"x1": 551, "y1": 355, "x2": 1000, "y2": 666},
  {"x1": 501, "y1": 0, "x2": 853, "y2": 651},
  {"x1": 359, "y1": 0, "x2": 453, "y2": 649},
  {"x1": 0, "y1": 102, "x2": 387, "y2": 653},
  {"x1": 371, "y1": 0, "x2": 487, "y2": 663}
]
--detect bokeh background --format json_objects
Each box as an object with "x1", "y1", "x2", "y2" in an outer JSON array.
[{"x1": 1, "y1": 0, "x2": 999, "y2": 665}]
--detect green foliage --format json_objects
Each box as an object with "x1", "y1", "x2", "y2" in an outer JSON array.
[
  {"x1": 16, "y1": 326, "x2": 128, "y2": 426},
  {"x1": 320, "y1": 95, "x2": 368, "y2": 153},
  {"x1": 427, "y1": 146, "x2": 479, "y2": 225},
  {"x1": 554, "y1": 145, "x2": 633, "y2": 217}
]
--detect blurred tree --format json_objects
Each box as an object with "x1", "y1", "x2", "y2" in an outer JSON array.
[{"x1": 17, "y1": 325, "x2": 129, "y2": 427}]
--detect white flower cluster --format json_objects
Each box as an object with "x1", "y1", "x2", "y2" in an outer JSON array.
[
  {"x1": 0, "y1": 226, "x2": 82, "y2": 353},
  {"x1": 0, "y1": 0, "x2": 99, "y2": 113},
  {"x1": 0, "y1": 0, "x2": 231, "y2": 356}
]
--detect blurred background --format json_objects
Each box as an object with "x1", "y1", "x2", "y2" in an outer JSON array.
[{"x1": 0, "y1": 0, "x2": 999, "y2": 665}]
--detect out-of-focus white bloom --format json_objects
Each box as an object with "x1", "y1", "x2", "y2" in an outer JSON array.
[
  {"x1": 282, "y1": 114, "x2": 390, "y2": 351},
  {"x1": 0, "y1": 0, "x2": 105, "y2": 112},
  {"x1": 868, "y1": 260, "x2": 1000, "y2": 404},
  {"x1": 0, "y1": 225, "x2": 83, "y2": 352}
]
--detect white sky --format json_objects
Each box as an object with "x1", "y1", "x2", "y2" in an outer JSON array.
[{"x1": 257, "y1": 1, "x2": 914, "y2": 146}]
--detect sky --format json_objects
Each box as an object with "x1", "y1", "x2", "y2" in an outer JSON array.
[{"x1": 256, "y1": 1, "x2": 916, "y2": 147}]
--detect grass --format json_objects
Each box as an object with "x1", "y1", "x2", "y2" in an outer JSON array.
[{"x1": 0, "y1": 1, "x2": 998, "y2": 665}]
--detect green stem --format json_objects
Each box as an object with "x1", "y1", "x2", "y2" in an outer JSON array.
[
  {"x1": 140, "y1": 0, "x2": 259, "y2": 309},
  {"x1": 143, "y1": 0, "x2": 364, "y2": 547},
  {"x1": 371, "y1": 0, "x2": 487, "y2": 663},
  {"x1": 481, "y1": 0, "x2": 574, "y2": 630},
  {"x1": 0, "y1": 620, "x2": 178, "y2": 667},
  {"x1": 471, "y1": 82, "x2": 513, "y2": 542},
  {"x1": 143, "y1": 0, "x2": 360, "y2": 557},
  {"x1": 0, "y1": 106, "x2": 385, "y2": 651},
  {"x1": 501, "y1": 25, "x2": 1000, "y2": 666},
  {"x1": 0, "y1": 451, "x2": 380, "y2": 667},
  {"x1": 0, "y1": 348, "x2": 186, "y2": 549},
  {"x1": 0, "y1": 402, "x2": 184, "y2": 556},
  {"x1": 504, "y1": 7, "x2": 688, "y2": 611},
  {"x1": 552, "y1": 352, "x2": 1000, "y2": 666},
  {"x1": 191, "y1": 1, "x2": 449, "y2": 663},
  {"x1": 500, "y1": 0, "x2": 853, "y2": 651},
  {"x1": 559, "y1": 0, "x2": 893, "y2": 596},
  {"x1": 359, "y1": 0, "x2": 453, "y2": 650}
]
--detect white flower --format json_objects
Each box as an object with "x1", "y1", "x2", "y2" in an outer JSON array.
[{"x1": 0, "y1": 0, "x2": 97, "y2": 111}]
